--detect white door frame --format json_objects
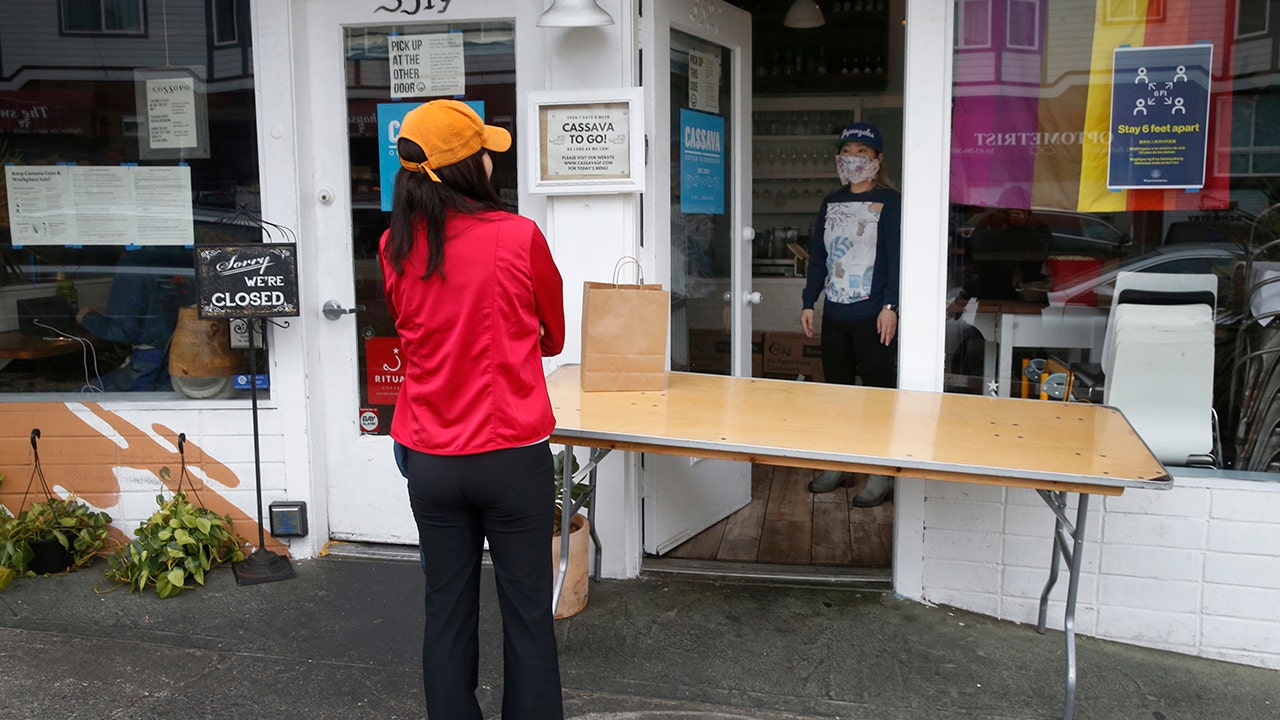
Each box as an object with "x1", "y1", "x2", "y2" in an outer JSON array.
[{"x1": 640, "y1": 0, "x2": 754, "y2": 555}]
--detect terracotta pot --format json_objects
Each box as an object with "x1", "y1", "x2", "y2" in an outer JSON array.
[{"x1": 551, "y1": 514, "x2": 589, "y2": 619}]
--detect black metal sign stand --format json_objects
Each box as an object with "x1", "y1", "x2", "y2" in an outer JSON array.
[
  {"x1": 194, "y1": 208, "x2": 302, "y2": 586},
  {"x1": 232, "y1": 315, "x2": 297, "y2": 585}
]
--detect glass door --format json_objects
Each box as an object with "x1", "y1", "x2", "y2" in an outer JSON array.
[
  {"x1": 300, "y1": 1, "x2": 527, "y2": 543},
  {"x1": 642, "y1": 0, "x2": 754, "y2": 554}
]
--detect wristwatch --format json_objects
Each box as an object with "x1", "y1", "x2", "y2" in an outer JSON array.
[{"x1": 882, "y1": 303, "x2": 897, "y2": 313}]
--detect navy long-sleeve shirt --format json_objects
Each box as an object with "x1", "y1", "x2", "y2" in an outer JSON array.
[{"x1": 802, "y1": 185, "x2": 901, "y2": 323}]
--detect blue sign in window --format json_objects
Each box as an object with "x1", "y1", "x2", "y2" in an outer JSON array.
[
  {"x1": 679, "y1": 108, "x2": 726, "y2": 215},
  {"x1": 1107, "y1": 44, "x2": 1213, "y2": 190}
]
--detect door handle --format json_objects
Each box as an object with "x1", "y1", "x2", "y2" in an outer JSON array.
[
  {"x1": 322, "y1": 299, "x2": 364, "y2": 320},
  {"x1": 723, "y1": 291, "x2": 764, "y2": 305}
]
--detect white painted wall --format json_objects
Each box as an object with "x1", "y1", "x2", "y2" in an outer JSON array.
[
  {"x1": 538, "y1": 0, "x2": 644, "y2": 580},
  {"x1": 920, "y1": 474, "x2": 1280, "y2": 670}
]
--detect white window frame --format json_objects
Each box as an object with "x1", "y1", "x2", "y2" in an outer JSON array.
[
  {"x1": 1006, "y1": 0, "x2": 1039, "y2": 51},
  {"x1": 1235, "y1": 0, "x2": 1269, "y2": 39},
  {"x1": 213, "y1": 0, "x2": 240, "y2": 46},
  {"x1": 957, "y1": 0, "x2": 992, "y2": 49},
  {"x1": 60, "y1": 0, "x2": 146, "y2": 35}
]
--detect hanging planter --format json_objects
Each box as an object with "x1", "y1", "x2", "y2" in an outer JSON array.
[
  {"x1": 0, "y1": 431, "x2": 113, "y2": 588},
  {"x1": 26, "y1": 536, "x2": 72, "y2": 575}
]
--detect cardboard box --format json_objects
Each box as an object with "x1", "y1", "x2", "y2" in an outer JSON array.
[
  {"x1": 762, "y1": 331, "x2": 824, "y2": 382},
  {"x1": 688, "y1": 329, "x2": 764, "y2": 377}
]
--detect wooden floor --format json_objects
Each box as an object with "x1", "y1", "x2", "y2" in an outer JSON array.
[{"x1": 664, "y1": 464, "x2": 894, "y2": 569}]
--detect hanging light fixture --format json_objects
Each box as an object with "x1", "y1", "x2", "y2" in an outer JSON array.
[
  {"x1": 783, "y1": 0, "x2": 825, "y2": 29},
  {"x1": 537, "y1": 0, "x2": 615, "y2": 28}
]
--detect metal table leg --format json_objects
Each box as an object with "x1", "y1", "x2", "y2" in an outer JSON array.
[
  {"x1": 1035, "y1": 489, "x2": 1091, "y2": 720},
  {"x1": 552, "y1": 445, "x2": 610, "y2": 614}
]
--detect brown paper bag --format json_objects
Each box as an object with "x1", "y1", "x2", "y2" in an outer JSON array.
[{"x1": 580, "y1": 259, "x2": 669, "y2": 392}]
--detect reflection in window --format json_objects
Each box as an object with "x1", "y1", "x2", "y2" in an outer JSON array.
[
  {"x1": 1236, "y1": 0, "x2": 1268, "y2": 38},
  {"x1": 957, "y1": 0, "x2": 992, "y2": 48},
  {"x1": 1006, "y1": 0, "x2": 1039, "y2": 50},
  {"x1": 214, "y1": 0, "x2": 239, "y2": 45},
  {"x1": 61, "y1": 0, "x2": 145, "y2": 34}
]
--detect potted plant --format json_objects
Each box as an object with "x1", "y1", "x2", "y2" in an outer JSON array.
[
  {"x1": 0, "y1": 473, "x2": 9, "y2": 592},
  {"x1": 552, "y1": 449, "x2": 591, "y2": 619},
  {"x1": 0, "y1": 494, "x2": 113, "y2": 585},
  {"x1": 103, "y1": 467, "x2": 247, "y2": 598}
]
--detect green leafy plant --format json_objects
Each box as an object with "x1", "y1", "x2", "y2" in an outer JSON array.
[
  {"x1": 104, "y1": 476, "x2": 247, "y2": 598},
  {"x1": 0, "y1": 473, "x2": 10, "y2": 591},
  {"x1": 553, "y1": 449, "x2": 587, "y2": 536},
  {"x1": 0, "y1": 495, "x2": 113, "y2": 582}
]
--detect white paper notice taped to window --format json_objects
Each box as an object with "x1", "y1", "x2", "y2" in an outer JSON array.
[
  {"x1": 146, "y1": 76, "x2": 199, "y2": 150},
  {"x1": 5, "y1": 165, "x2": 194, "y2": 246},
  {"x1": 388, "y1": 33, "x2": 465, "y2": 99},
  {"x1": 688, "y1": 49, "x2": 721, "y2": 114}
]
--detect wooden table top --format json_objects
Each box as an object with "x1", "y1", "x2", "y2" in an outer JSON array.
[
  {"x1": 547, "y1": 366, "x2": 1171, "y2": 496},
  {"x1": 0, "y1": 330, "x2": 85, "y2": 361}
]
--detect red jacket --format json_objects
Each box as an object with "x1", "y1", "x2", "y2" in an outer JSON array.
[{"x1": 380, "y1": 210, "x2": 565, "y2": 455}]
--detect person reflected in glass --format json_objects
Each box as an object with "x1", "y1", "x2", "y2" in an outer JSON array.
[
  {"x1": 380, "y1": 100, "x2": 566, "y2": 720},
  {"x1": 75, "y1": 245, "x2": 194, "y2": 391},
  {"x1": 799, "y1": 122, "x2": 900, "y2": 507},
  {"x1": 965, "y1": 186, "x2": 1052, "y2": 301}
]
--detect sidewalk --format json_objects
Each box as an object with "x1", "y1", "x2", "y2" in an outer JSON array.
[{"x1": 0, "y1": 549, "x2": 1275, "y2": 719}]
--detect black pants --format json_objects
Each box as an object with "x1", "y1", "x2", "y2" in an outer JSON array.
[
  {"x1": 401, "y1": 441, "x2": 565, "y2": 720},
  {"x1": 820, "y1": 314, "x2": 898, "y2": 388}
]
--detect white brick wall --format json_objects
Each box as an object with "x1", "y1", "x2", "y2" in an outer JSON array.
[{"x1": 920, "y1": 474, "x2": 1280, "y2": 670}]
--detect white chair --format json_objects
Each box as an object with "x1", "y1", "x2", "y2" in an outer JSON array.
[{"x1": 1101, "y1": 272, "x2": 1218, "y2": 466}]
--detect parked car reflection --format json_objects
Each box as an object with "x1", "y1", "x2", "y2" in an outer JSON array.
[
  {"x1": 956, "y1": 206, "x2": 1133, "y2": 258},
  {"x1": 1047, "y1": 243, "x2": 1244, "y2": 322}
]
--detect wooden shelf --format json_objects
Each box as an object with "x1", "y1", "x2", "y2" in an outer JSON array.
[{"x1": 740, "y1": 0, "x2": 891, "y2": 96}]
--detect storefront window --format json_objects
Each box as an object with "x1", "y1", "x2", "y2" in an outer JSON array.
[
  {"x1": 946, "y1": 0, "x2": 1280, "y2": 475},
  {"x1": 2, "y1": 3, "x2": 261, "y2": 399}
]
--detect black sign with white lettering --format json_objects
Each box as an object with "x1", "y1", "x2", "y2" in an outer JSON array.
[{"x1": 194, "y1": 243, "x2": 300, "y2": 319}]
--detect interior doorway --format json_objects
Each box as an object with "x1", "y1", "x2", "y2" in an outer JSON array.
[{"x1": 645, "y1": 0, "x2": 905, "y2": 581}]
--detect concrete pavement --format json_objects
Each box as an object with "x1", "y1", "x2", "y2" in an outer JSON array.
[{"x1": 0, "y1": 547, "x2": 1275, "y2": 719}]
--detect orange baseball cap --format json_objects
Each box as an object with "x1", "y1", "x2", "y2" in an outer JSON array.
[{"x1": 397, "y1": 99, "x2": 512, "y2": 182}]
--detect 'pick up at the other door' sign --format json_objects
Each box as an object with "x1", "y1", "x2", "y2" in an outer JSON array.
[{"x1": 195, "y1": 243, "x2": 300, "y2": 319}]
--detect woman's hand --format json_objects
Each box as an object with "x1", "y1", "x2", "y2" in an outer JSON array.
[
  {"x1": 877, "y1": 307, "x2": 897, "y2": 345},
  {"x1": 800, "y1": 308, "x2": 815, "y2": 338}
]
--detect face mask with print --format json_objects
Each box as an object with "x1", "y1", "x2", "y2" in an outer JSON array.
[{"x1": 836, "y1": 154, "x2": 880, "y2": 186}]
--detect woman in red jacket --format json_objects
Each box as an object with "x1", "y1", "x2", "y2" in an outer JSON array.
[{"x1": 380, "y1": 99, "x2": 566, "y2": 720}]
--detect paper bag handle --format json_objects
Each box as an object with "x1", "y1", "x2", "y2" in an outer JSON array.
[{"x1": 612, "y1": 256, "x2": 645, "y2": 286}]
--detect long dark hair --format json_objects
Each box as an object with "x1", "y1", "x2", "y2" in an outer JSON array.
[{"x1": 384, "y1": 139, "x2": 509, "y2": 279}]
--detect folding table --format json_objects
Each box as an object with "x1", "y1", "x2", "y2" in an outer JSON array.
[{"x1": 547, "y1": 365, "x2": 1170, "y2": 720}]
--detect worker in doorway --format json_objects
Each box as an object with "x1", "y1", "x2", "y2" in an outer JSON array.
[{"x1": 799, "y1": 122, "x2": 900, "y2": 507}]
